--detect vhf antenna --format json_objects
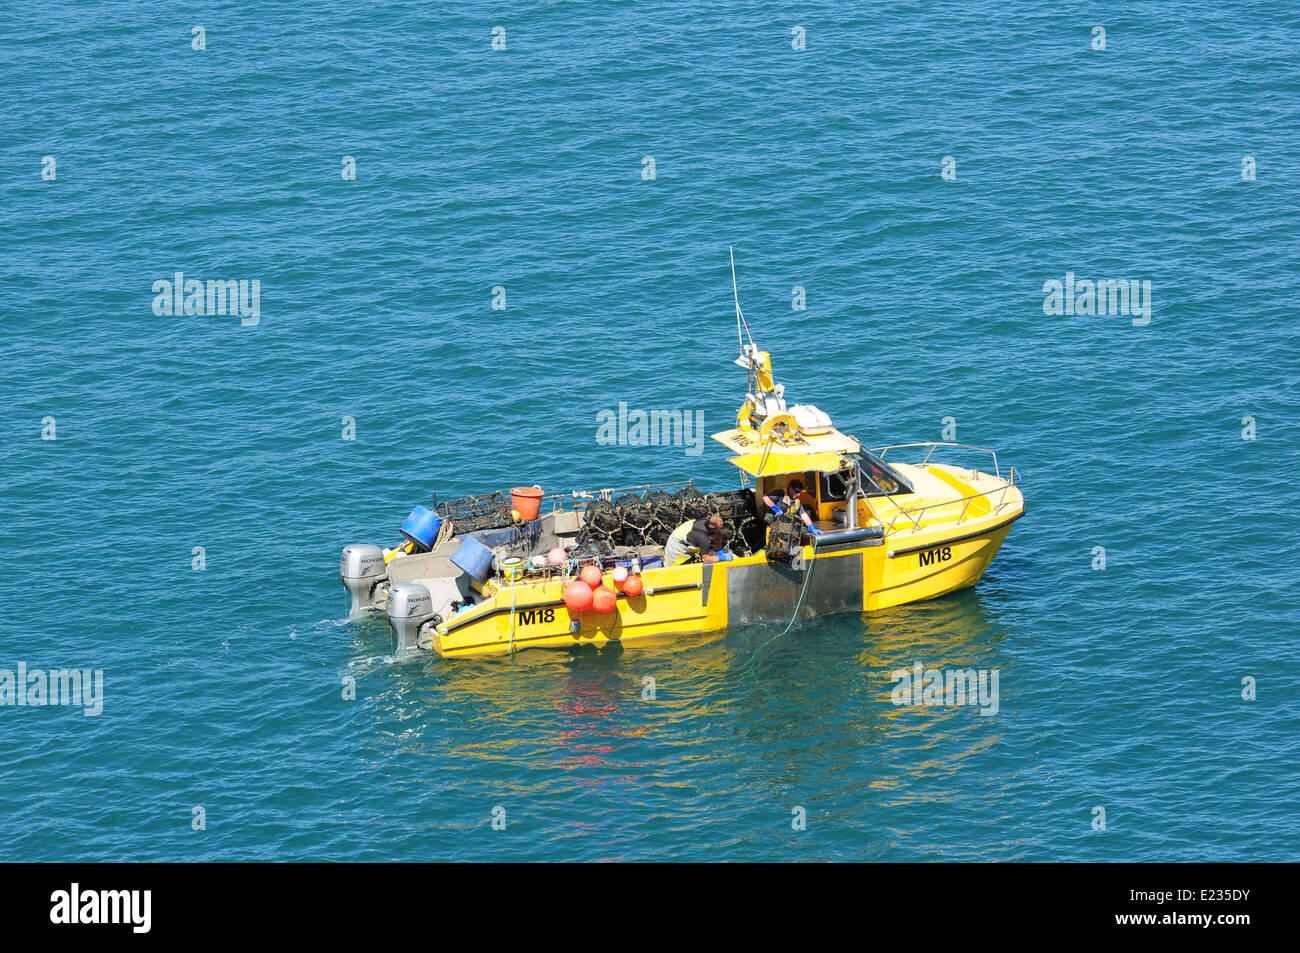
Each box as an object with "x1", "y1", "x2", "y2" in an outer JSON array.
[{"x1": 730, "y1": 246, "x2": 756, "y2": 357}]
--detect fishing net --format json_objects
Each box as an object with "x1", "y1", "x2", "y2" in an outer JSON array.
[
  {"x1": 584, "y1": 499, "x2": 623, "y2": 534},
  {"x1": 431, "y1": 485, "x2": 765, "y2": 556},
  {"x1": 435, "y1": 491, "x2": 515, "y2": 534},
  {"x1": 570, "y1": 535, "x2": 616, "y2": 561},
  {"x1": 676, "y1": 485, "x2": 711, "y2": 520},
  {"x1": 571, "y1": 485, "x2": 761, "y2": 557},
  {"x1": 644, "y1": 509, "x2": 678, "y2": 547},
  {"x1": 765, "y1": 513, "x2": 804, "y2": 564},
  {"x1": 619, "y1": 500, "x2": 657, "y2": 547}
]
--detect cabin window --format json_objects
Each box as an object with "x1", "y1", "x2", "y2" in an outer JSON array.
[
  {"x1": 820, "y1": 468, "x2": 851, "y2": 502},
  {"x1": 853, "y1": 452, "x2": 914, "y2": 496}
]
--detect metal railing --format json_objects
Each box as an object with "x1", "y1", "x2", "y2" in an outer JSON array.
[
  {"x1": 873, "y1": 472, "x2": 1020, "y2": 534},
  {"x1": 870, "y1": 441, "x2": 1003, "y2": 481},
  {"x1": 545, "y1": 478, "x2": 696, "y2": 514},
  {"x1": 866, "y1": 443, "x2": 1020, "y2": 534}
]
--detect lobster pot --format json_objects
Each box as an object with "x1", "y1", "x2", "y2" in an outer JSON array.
[
  {"x1": 435, "y1": 491, "x2": 515, "y2": 534},
  {"x1": 766, "y1": 515, "x2": 804, "y2": 564},
  {"x1": 450, "y1": 535, "x2": 494, "y2": 581}
]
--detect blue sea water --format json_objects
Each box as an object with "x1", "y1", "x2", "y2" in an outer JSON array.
[{"x1": 2, "y1": 1, "x2": 1298, "y2": 861}]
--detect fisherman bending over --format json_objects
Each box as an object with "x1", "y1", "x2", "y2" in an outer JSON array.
[
  {"x1": 664, "y1": 514, "x2": 733, "y2": 566},
  {"x1": 763, "y1": 479, "x2": 824, "y2": 536}
]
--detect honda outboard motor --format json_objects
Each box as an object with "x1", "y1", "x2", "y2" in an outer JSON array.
[
  {"x1": 386, "y1": 582, "x2": 439, "y2": 651},
  {"x1": 340, "y1": 544, "x2": 387, "y2": 616}
]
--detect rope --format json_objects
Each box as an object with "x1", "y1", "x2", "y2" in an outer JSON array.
[
  {"x1": 754, "y1": 428, "x2": 779, "y2": 485},
  {"x1": 746, "y1": 535, "x2": 819, "y2": 675},
  {"x1": 507, "y1": 578, "x2": 518, "y2": 655},
  {"x1": 519, "y1": 516, "x2": 542, "y2": 550}
]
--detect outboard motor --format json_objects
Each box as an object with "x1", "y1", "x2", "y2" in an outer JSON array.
[
  {"x1": 386, "y1": 582, "x2": 439, "y2": 651},
  {"x1": 340, "y1": 544, "x2": 387, "y2": 616}
]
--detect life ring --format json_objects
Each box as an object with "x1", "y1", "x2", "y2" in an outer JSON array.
[{"x1": 759, "y1": 412, "x2": 799, "y2": 442}]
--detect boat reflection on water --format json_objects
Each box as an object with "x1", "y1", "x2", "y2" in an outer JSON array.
[
  {"x1": 349, "y1": 589, "x2": 1019, "y2": 858},
  {"x1": 360, "y1": 587, "x2": 1004, "y2": 736},
  {"x1": 719, "y1": 588, "x2": 1002, "y2": 747},
  {"x1": 860, "y1": 588, "x2": 1005, "y2": 673}
]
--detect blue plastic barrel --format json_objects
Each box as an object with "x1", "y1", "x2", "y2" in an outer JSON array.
[
  {"x1": 450, "y1": 535, "x2": 494, "y2": 581},
  {"x1": 400, "y1": 505, "x2": 443, "y2": 552}
]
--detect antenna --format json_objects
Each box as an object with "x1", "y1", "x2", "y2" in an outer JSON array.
[{"x1": 729, "y1": 246, "x2": 756, "y2": 356}]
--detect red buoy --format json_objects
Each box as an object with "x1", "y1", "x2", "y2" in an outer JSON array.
[
  {"x1": 621, "y1": 574, "x2": 643, "y2": 597},
  {"x1": 563, "y1": 581, "x2": 593, "y2": 612},
  {"x1": 592, "y1": 586, "x2": 617, "y2": 613},
  {"x1": 580, "y1": 564, "x2": 603, "y2": 589}
]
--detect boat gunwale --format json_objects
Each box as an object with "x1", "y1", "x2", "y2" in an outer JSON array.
[{"x1": 886, "y1": 508, "x2": 1026, "y2": 557}]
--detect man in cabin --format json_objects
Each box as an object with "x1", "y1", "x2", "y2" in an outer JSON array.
[
  {"x1": 664, "y1": 514, "x2": 731, "y2": 566},
  {"x1": 763, "y1": 479, "x2": 824, "y2": 536}
]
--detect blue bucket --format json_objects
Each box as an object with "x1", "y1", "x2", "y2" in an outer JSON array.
[
  {"x1": 400, "y1": 505, "x2": 443, "y2": 552},
  {"x1": 450, "y1": 535, "x2": 494, "y2": 581}
]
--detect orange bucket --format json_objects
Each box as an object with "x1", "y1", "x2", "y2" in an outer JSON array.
[{"x1": 509, "y1": 485, "x2": 545, "y2": 521}]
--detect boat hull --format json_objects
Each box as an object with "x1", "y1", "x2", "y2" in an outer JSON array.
[{"x1": 427, "y1": 509, "x2": 1022, "y2": 658}]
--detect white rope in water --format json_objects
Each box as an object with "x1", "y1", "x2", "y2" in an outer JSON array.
[{"x1": 746, "y1": 537, "x2": 819, "y2": 675}]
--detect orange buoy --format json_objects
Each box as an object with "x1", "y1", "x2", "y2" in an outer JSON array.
[
  {"x1": 591, "y1": 586, "x2": 617, "y2": 613},
  {"x1": 580, "y1": 564, "x2": 603, "y2": 589},
  {"x1": 563, "y1": 581, "x2": 593, "y2": 612},
  {"x1": 621, "y1": 574, "x2": 643, "y2": 597}
]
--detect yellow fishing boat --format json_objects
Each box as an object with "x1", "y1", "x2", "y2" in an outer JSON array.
[{"x1": 340, "y1": 266, "x2": 1024, "y2": 658}]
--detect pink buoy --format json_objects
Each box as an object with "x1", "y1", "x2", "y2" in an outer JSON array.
[
  {"x1": 591, "y1": 586, "x2": 617, "y2": 613},
  {"x1": 612, "y1": 565, "x2": 629, "y2": 587},
  {"x1": 563, "y1": 581, "x2": 593, "y2": 612},
  {"x1": 547, "y1": 547, "x2": 566, "y2": 566}
]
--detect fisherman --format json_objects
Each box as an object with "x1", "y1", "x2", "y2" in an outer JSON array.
[
  {"x1": 763, "y1": 479, "x2": 824, "y2": 536},
  {"x1": 664, "y1": 514, "x2": 733, "y2": 566}
]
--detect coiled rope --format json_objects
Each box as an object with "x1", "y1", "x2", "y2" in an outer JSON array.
[{"x1": 434, "y1": 517, "x2": 455, "y2": 549}]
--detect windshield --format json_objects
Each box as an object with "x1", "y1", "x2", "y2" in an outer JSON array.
[{"x1": 850, "y1": 451, "x2": 914, "y2": 496}]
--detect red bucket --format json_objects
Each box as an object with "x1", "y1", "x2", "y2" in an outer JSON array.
[{"x1": 509, "y1": 485, "x2": 545, "y2": 521}]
